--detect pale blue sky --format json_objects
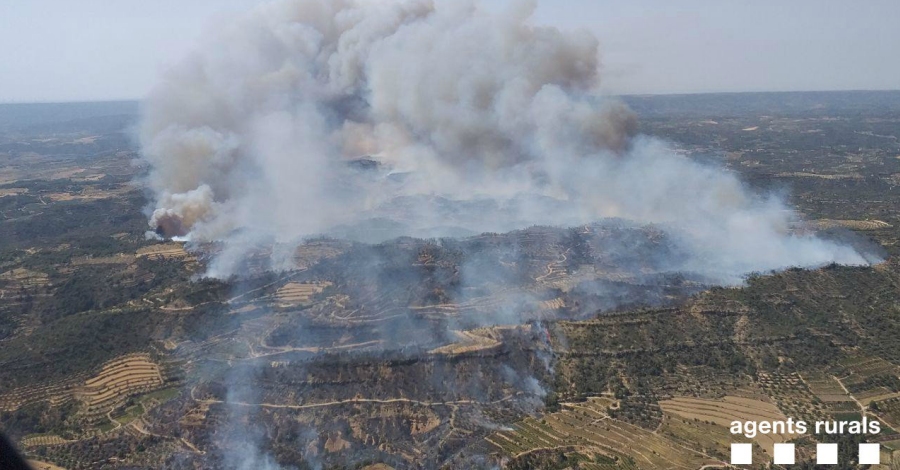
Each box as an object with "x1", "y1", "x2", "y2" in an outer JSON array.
[{"x1": 0, "y1": 0, "x2": 898, "y2": 102}]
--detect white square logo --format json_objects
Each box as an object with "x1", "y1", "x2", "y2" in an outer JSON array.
[
  {"x1": 817, "y1": 443, "x2": 838, "y2": 465},
  {"x1": 773, "y1": 443, "x2": 795, "y2": 465},
  {"x1": 859, "y1": 443, "x2": 880, "y2": 465},
  {"x1": 731, "y1": 442, "x2": 752, "y2": 465}
]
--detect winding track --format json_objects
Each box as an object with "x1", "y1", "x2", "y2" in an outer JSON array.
[{"x1": 190, "y1": 386, "x2": 516, "y2": 410}]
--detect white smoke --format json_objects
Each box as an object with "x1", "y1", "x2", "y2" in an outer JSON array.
[{"x1": 140, "y1": 0, "x2": 873, "y2": 282}]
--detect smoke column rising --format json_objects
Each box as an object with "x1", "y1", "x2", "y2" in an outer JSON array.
[{"x1": 140, "y1": 0, "x2": 873, "y2": 282}]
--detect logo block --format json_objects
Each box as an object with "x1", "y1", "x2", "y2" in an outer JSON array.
[
  {"x1": 859, "y1": 443, "x2": 880, "y2": 465},
  {"x1": 773, "y1": 443, "x2": 795, "y2": 465},
  {"x1": 731, "y1": 443, "x2": 752, "y2": 465},
  {"x1": 726, "y1": 440, "x2": 881, "y2": 465},
  {"x1": 816, "y1": 443, "x2": 838, "y2": 465}
]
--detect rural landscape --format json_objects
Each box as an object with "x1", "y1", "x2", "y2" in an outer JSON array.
[{"x1": 0, "y1": 91, "x2": 899, "y2": 469}]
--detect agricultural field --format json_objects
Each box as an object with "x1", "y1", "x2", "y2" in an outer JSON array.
[
  {"x1": 271, "y1": 281, "x2": 332, "y2": 307},
  {"x1": 0, "y1": 267, "x2": 50, "y2": 288},
  {"x1": 428, "y1": 329, "x2": 503, "y2": 356},
  {"x1": 659, "y1": 396, "x2": 798, "y2": 457},
  {"x1": 811, "y1": 219, "x2": 894, "y2": 231},
  {"x1": 42, "y1": 184, "x2": 132, "y2": 203},
  {"x1": 27, "y1": 460, "x2": 67, "y2": 470},
  {"x1": 135, "y1": 243, "x2": 193, "y2": 261},
  {"x1": 871, "y1": 397, "x2": 900, "y2": 431},
  {"x1": 758, "y1": 373, "x2": 829, "y2": 423},
  {"x1": 22, "y1": 435, "x2": 73, "y2": 447},
  {"x1": 488, "y1": 397, "x2": 724, "y2": 469},
  {"x1": 0, "y1": 376, "x2": 85, "y2": 414},
  {"x1": 76, "y1": 353, "x2": 165, "y2": 419},
  {"x1": 834, "y1": 356, "x2": 900, "y2": 406},
  {"x1": 801, "y1": 373, "x2": 860, "y2": 415}
]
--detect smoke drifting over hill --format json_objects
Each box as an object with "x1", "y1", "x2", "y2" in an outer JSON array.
[{"x1": 140, "y1": 0, "x2": 873, "y2": 283}]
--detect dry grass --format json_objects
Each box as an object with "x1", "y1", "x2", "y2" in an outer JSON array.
[
  {"x1": 882, "y1": 438, "x2": 900, "y2": 451},
  {"x1": 274, "y1": 281, "x2": 332, "y2": 307},
  {"x1": 179, "y1": 402, "x2": 211, "y2": 427},
  {"x1": 659, "y1": 414, "x2": 767, "y2": 465},
  {"x1": 46, "y1": 168, "x2": 88, "y2": 180},
  {"x1": 44, "y1": 184, "x2": 130, "y2": 203},
  {"x1": 429, "y1": 329, "x2": 502, "y2": 355},
  {"x1": 293, "y1": 242, "x2": 345, "y2": 269},
  {"x1": 487, "y1": 397, "x2": 718, "y2": 469},
  {"x1": 0, "y1": 268, "x2": 49, "y2": 287},
  {"x1": 778, "y1": 172, "x2": 863, "y2": 180},
  {"x1": 71, "y1": 253, "x2": 136, "y2": 266},
  {"x1": 324, "y1": 432, "x2": 351, "y2": 453},
  {"x1": 22, "y1": 435, "x2": 72, "y2": 447},
  {"x1": 811, "y1": 219, "x2": 893, "y2": 230},
  {"x1": 0, "y1": 187, "x2": 28, "y2": 197},
  {"x1": 72, "y1": 173, "x2": 106, "y2": 182},
  {"x1": 27, "y1": 460, "x2": 67, "y2": 470},
  {"x1": 659, "y1": 396, "x2": 800, "y2": 458},
  {"x1": 136, "y1": 243, "x2": 191, "y2": 260},
  {"x1": 540, "y1": 297, "x2": 565, "y2": 310}
]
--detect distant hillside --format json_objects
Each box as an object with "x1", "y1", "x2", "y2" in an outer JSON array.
[
  {"x1": 0, "y1": 101, "x2": 139, "y2": 134},
  {"x1": 622, "y1": 90, "x2": 900, "y2": 118}
]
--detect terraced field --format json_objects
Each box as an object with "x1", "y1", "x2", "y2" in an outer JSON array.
[
  {"x1": 0, "y1": 187, "x2": 28, "y2": 197},
  {"x1": 44, "y1": 184, "x2": 131, "y2": 202},
  {"x1": 757, "y1": 372, "x2": 826, "y2": 423},
  {"x1": 838, "y1": 356, "x2": 900, "y2": 382},
  {"x1": 657, "y1": 415, "x2": 750, "y2": 464},
  {"x1": 292, "y1": 241, "x2": 346, "y2": 269},
  {"x1": 659, "y1": 396, "x2": 800, "y2": 457},
  {"x1": 0, "y1": 375, "x2": 85, "y2": 412},
  {"x1": 539, "y1": 297, "x2": 565, "y2": 311},
  {"x1": 835, "y1": 356, "x2": 900, "y2": 406},
  {"x1": 488, "y1": 397, "x2": 721, "y2": 470},
  {"x1": 0, "y1": 267, "x2": 49, "y2": 288},
  {"x1": 856, "y1": 388, "x2": 900, "y2": 407},
  {"x1": 872, "y1": 397, "x2": 900, "y2": 430},
  {"x1": 273, "y1": 281, "x2": 331, "y2": 307},
  {"x1": 21, "y1": 434, "x2": 73, "y2": 447},
  {"x1": 428, "y1": 329, "x2": 502, "y2": 355},
  {"x1": 811, "y1": 219, "x2": 893, "y2": 231},
  {"x1": 778, "y1": 172, "x2": 863, "y2": 180},
  {"x1": 802, "y1": 373, "x2": 853, "y2": 403},
  {"x1": 135, "y1": 242, "x2": 192, "y2": 260},
  {"x1": 76, "y1": 353, "x2": 164, "y2": 418},
  {"x1": 71, "y1": 253, "x2": 135, "y2": 266}
]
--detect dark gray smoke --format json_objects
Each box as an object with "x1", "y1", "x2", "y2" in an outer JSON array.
[{"x1": 140, "y1": 0, "x2": 872, "y2": 282}]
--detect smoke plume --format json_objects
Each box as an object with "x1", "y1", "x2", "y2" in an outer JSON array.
[{"x1": 140, "y1": 0, "x2": 873, "y2": 283}]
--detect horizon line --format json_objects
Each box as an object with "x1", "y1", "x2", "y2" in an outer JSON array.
[{"x1": 2, "y1": 88, "x2": 900, "y2": 106}]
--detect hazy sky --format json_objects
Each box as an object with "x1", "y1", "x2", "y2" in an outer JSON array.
[{"x1": 1, "y1": 0, "x2": 898, "y2": 103}]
